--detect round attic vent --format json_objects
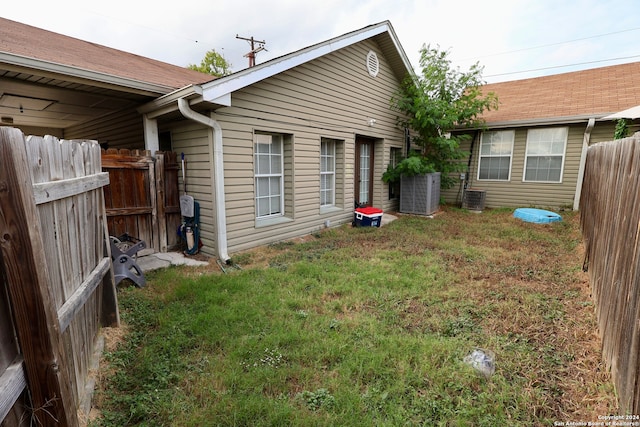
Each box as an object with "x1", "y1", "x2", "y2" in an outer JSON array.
[{"x1": 366, "y1": 51, "x2": 379, "y2": 77}]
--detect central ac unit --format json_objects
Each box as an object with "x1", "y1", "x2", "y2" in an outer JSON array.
[
  {"x1": 399, "y1": 172, "x2": 441, "y2": 215},
  {"x1": 463, "y1": 189, "x2": 486, "y2": 211}
]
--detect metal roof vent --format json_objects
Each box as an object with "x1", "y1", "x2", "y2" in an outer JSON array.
[{"x1": 366, "y1": 51, "x2": 379, "y2": 77}]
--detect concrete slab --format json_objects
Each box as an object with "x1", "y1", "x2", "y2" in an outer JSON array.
[
  {"x1": 136, "y1": 252, "x2": 209, "y2": 272},
  {"x1": 381, "y1": 212, "x2": 398, "y2": 226}
]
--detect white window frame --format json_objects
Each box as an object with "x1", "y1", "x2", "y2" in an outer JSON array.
[
  {"x1": 477, "y1": 130, "x2": 514, "y2": 181},
  {"x1": 523, "y1": 127, "x2": 568, "y2": 183},
  {"x1": 320, "y1": 139, "x2": 336, "y2": 207},
  {"x1": 254, "y1": 133, "x2": 284, "y2": 219}
]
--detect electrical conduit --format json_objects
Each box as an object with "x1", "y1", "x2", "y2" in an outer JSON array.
[{"x1": 177, "y1": 97, "x2": 230, "y2": 263}]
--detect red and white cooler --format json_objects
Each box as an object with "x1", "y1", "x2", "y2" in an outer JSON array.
[{"x1": 354, "y1": 207, "x2": 383, "y2": 227}]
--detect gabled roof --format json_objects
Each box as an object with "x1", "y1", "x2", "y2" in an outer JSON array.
[
  {"x1": 480, "y1": 61, "x2": 640, "y2": 127},
  {"x1": 200, "y1": 21, "x2": 413, "y2": 106},
  {"x1": 0, "y1": 17, "x2": 213, "y2": 95}
]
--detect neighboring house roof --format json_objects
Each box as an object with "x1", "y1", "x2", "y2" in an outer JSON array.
[
  {"x1": 479, "y1": 61, "x2": 640, "y2": 127},
  {"x1": 0, "y1": 17, "x2": 213, "y2": 94},
  {"x1": 199, "y1": 20, "x2": 413, "y2": 106}
]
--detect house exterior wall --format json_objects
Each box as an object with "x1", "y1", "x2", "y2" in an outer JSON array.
[
  {"x1": 220, "y1": 39, "x2": 405, "y2": 255},
  {"x1": 65, "y1": 107, "x2": 145, "y2": 149},
  {"x1": 12, "y1": 125, "x2": 63, "y2": 138},
  {"x1": 171, "y1": 39, "x2": 406, "y2": 257},
  {"x1": 167, "y1": 122, "x2": 217, "y2": 250},
  {"x1": 442, "y1": 121, "x2": 618, "y2": 209}
]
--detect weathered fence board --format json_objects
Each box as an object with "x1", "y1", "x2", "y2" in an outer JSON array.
[
  {"x1": 0, "y1": 127, "x2": 117, "y2": 426},
  {"x1": 580, "y1": 131, "x2": 640, "y2": 414},
  {"x1": 102, "y1": 149, "x2": 181, "y2": 253},
  {"x1": 0, "y1": 357, "x2": 27, "y2": 423},
  {"x1": 0, "y1": 128, "x2": 78, "y2": 426},
  {"x1": 157, "y1": 151, "x2": 182, "y2": 252},
  {"x1": 0, "y1": 267, "x2": 27, "y2": 426}
]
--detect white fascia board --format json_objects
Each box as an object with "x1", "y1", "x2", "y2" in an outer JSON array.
[
  {"x1": 472, "y1": 114, "x2": 610, "y2": 130},
  {"x1": 209, "y1": 93, "x2": 231, "y2": 106},
  {"x1": 137, "y1": 85, "x2": 203, "y2": 117},
  {"x1": 0, "y1": 52, "x2": 174, "y2": 96},
  {"x1": 384, "y1": 23, "x2": 415, "y2": 76},
  {"x1": 201, "y1": 23, "x2": 391, "y2": 103}
]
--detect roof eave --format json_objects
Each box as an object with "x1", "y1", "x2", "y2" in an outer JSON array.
[
  {"x1": 201, "y1": 21, "x2": 414, "y2": 104},
  {"x1": 457, "y1": 113, "x2": 614, "y2": 130},
  {"x1": 374, "y1": 22, "x2": 415, "y2": 82},
  {"x1": 602, "y1": 105, "x2": 640, "y2": 120},
  {"x1": 138, "y1": 85, "x2": 205, "y2": 118},
  {"x1": 0, "y1": 52, "x2": 175, "y2": 97}
]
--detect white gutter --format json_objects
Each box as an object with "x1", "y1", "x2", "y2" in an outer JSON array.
[
  {"x1": 177, "y1": 97, "x2": 230, "y2": 263},
  {"x1": 573, "y1": 118, "x2": 596, "y2": 211}
]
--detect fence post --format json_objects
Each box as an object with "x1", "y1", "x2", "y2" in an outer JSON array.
[
  {"x1": 147, "y1": 152, "x2": 160, "y2": 253},
  {"x1": 0, "y1": 128, "x2": 77, "y2": 426},
  {"x1": 155, "y1": 152, "x2": 168, "y2": 252}
]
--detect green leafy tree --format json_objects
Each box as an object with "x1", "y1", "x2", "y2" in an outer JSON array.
[
  {"x1": 188, "y1": 49, "x2": 232, "y2": 77},
  {"x1": 384, "y1": 45, "x2": 498, "y2": 189}
]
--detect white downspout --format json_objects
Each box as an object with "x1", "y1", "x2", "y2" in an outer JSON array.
[
  {"x1": 573, "y1": 118, "x2": 595, "y2": 211},
  {"x1": 177, "y1": 97, "x2": 230, "y2": 263}
]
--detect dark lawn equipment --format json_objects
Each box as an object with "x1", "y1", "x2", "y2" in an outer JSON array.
[{"x1": 178, "y1": 153, "x2": 201, "y2": 255}]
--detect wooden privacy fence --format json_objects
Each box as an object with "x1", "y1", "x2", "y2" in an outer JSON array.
[
  {"x1": 0, "y1": 127, "x2": 118, "y2": 426},
  {"x1": 580, "y1": 131, "x2": 640, "y2": 414},
  {"x1": 101, "y1": 149, "x2": 181, "y2": 253}
]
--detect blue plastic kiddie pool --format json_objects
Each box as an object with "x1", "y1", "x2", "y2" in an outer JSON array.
[{"x1": 513, "y1": 208, "x2": 562, "y2": 224}]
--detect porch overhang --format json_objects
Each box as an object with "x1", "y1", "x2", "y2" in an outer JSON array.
[
  {"x1": 138, "y1": 85, "x2": 229, "y2": 120},
  {"x1": 0, "y1": 52, "x2": 174, "y2": 97},
  {"x1": 602, "y1": 105, "x2": 640, "y2": 120}
]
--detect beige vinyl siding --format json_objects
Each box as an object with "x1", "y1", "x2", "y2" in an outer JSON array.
[
  {"x1": 13, "y1": 125, "x2": 63, "y2": 138},
  {"x1": 212, "y1": 39, "x2": 405, "y2": 255},
  {"x1": 589, "y1": 121, "x2": 616, "y2": 144},
  {"x1": 166, "y1": 122, "x2": 217, "y2": 250},
  {"x1": 442, "y1": 123, "x2": 589, "y2": 209},
  {"x1": 477, "y1": 125, "x2": 579, "y2": 208},
  {"x1": 65, "y1": 106, "x2": 145, "y2": 149},
  {"x1": 438, "y1": 132, "x2": 475, "y2": 206},
  {"x1": 442, "y1": 121, "x2": 634, "y2": 209}
]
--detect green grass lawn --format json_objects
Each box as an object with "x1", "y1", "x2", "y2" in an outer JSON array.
[{"x1": 91, "y1": 207, "x2": 617, "y2": 426}]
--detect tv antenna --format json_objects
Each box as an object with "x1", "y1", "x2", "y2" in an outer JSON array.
[{"x1": 236, "y1": 34, "x2": 266, "y2": 67}]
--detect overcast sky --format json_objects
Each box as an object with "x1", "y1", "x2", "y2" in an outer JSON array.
[{"x1": 3, "y1": 0, "x2": 640, "y2": 83}]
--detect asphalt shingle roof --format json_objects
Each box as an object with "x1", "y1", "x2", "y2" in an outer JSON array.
[
  {"x1": 480, "y1": 61, "x2": 640, "y2": 124},
  {"x1": 0, "y1": 17, "x2": 213, "y2": 90}
]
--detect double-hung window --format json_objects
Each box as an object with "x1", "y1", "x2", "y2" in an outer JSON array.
[
  {"x1": 320, "y1": 139, "x2": 336, "y2": 207},
  {"x1": 254, "y1": 133, "x2": 284, "y2": 218},
  {"x1": 478, "y1": 130, "x2": 514, "y2": 181},
  {"x1": 524, "y1": 127, "x2": 567, "y2": 183}
]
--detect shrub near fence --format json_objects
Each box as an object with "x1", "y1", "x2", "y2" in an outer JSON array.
[
  {"x1": 0, "y1": 127, "x2": 118, "y2": 426},
  {"x1": 580, "y1": 131, "x2": 640, "y2": 414}
]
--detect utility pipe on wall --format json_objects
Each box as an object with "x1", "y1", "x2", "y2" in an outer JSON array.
[
  {"x1": 177, "y1": 97, "x2": 230, "y2": 263},
  {"x1": 573, "y1": 118, "x2": 595, "y2": 211}
]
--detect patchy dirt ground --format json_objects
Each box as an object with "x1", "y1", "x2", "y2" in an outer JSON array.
[
  {"x1": 93, "y1": 207, "x2": 618, "y2": 422},
  {"x1": 213, "y1": 208, "x2": 618, "y2": 418}
]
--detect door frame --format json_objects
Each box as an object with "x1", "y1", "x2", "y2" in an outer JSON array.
[{"x1": 355, "y1": 136, "x2": 375, "y2": 207}]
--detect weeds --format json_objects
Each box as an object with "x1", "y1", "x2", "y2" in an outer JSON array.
[
  {"x1": 91, "y1": 207, "x2": 617, "y2": 426},
  {"x1": 296, "y1": 388, "x2": 335, "y2": 411}
]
